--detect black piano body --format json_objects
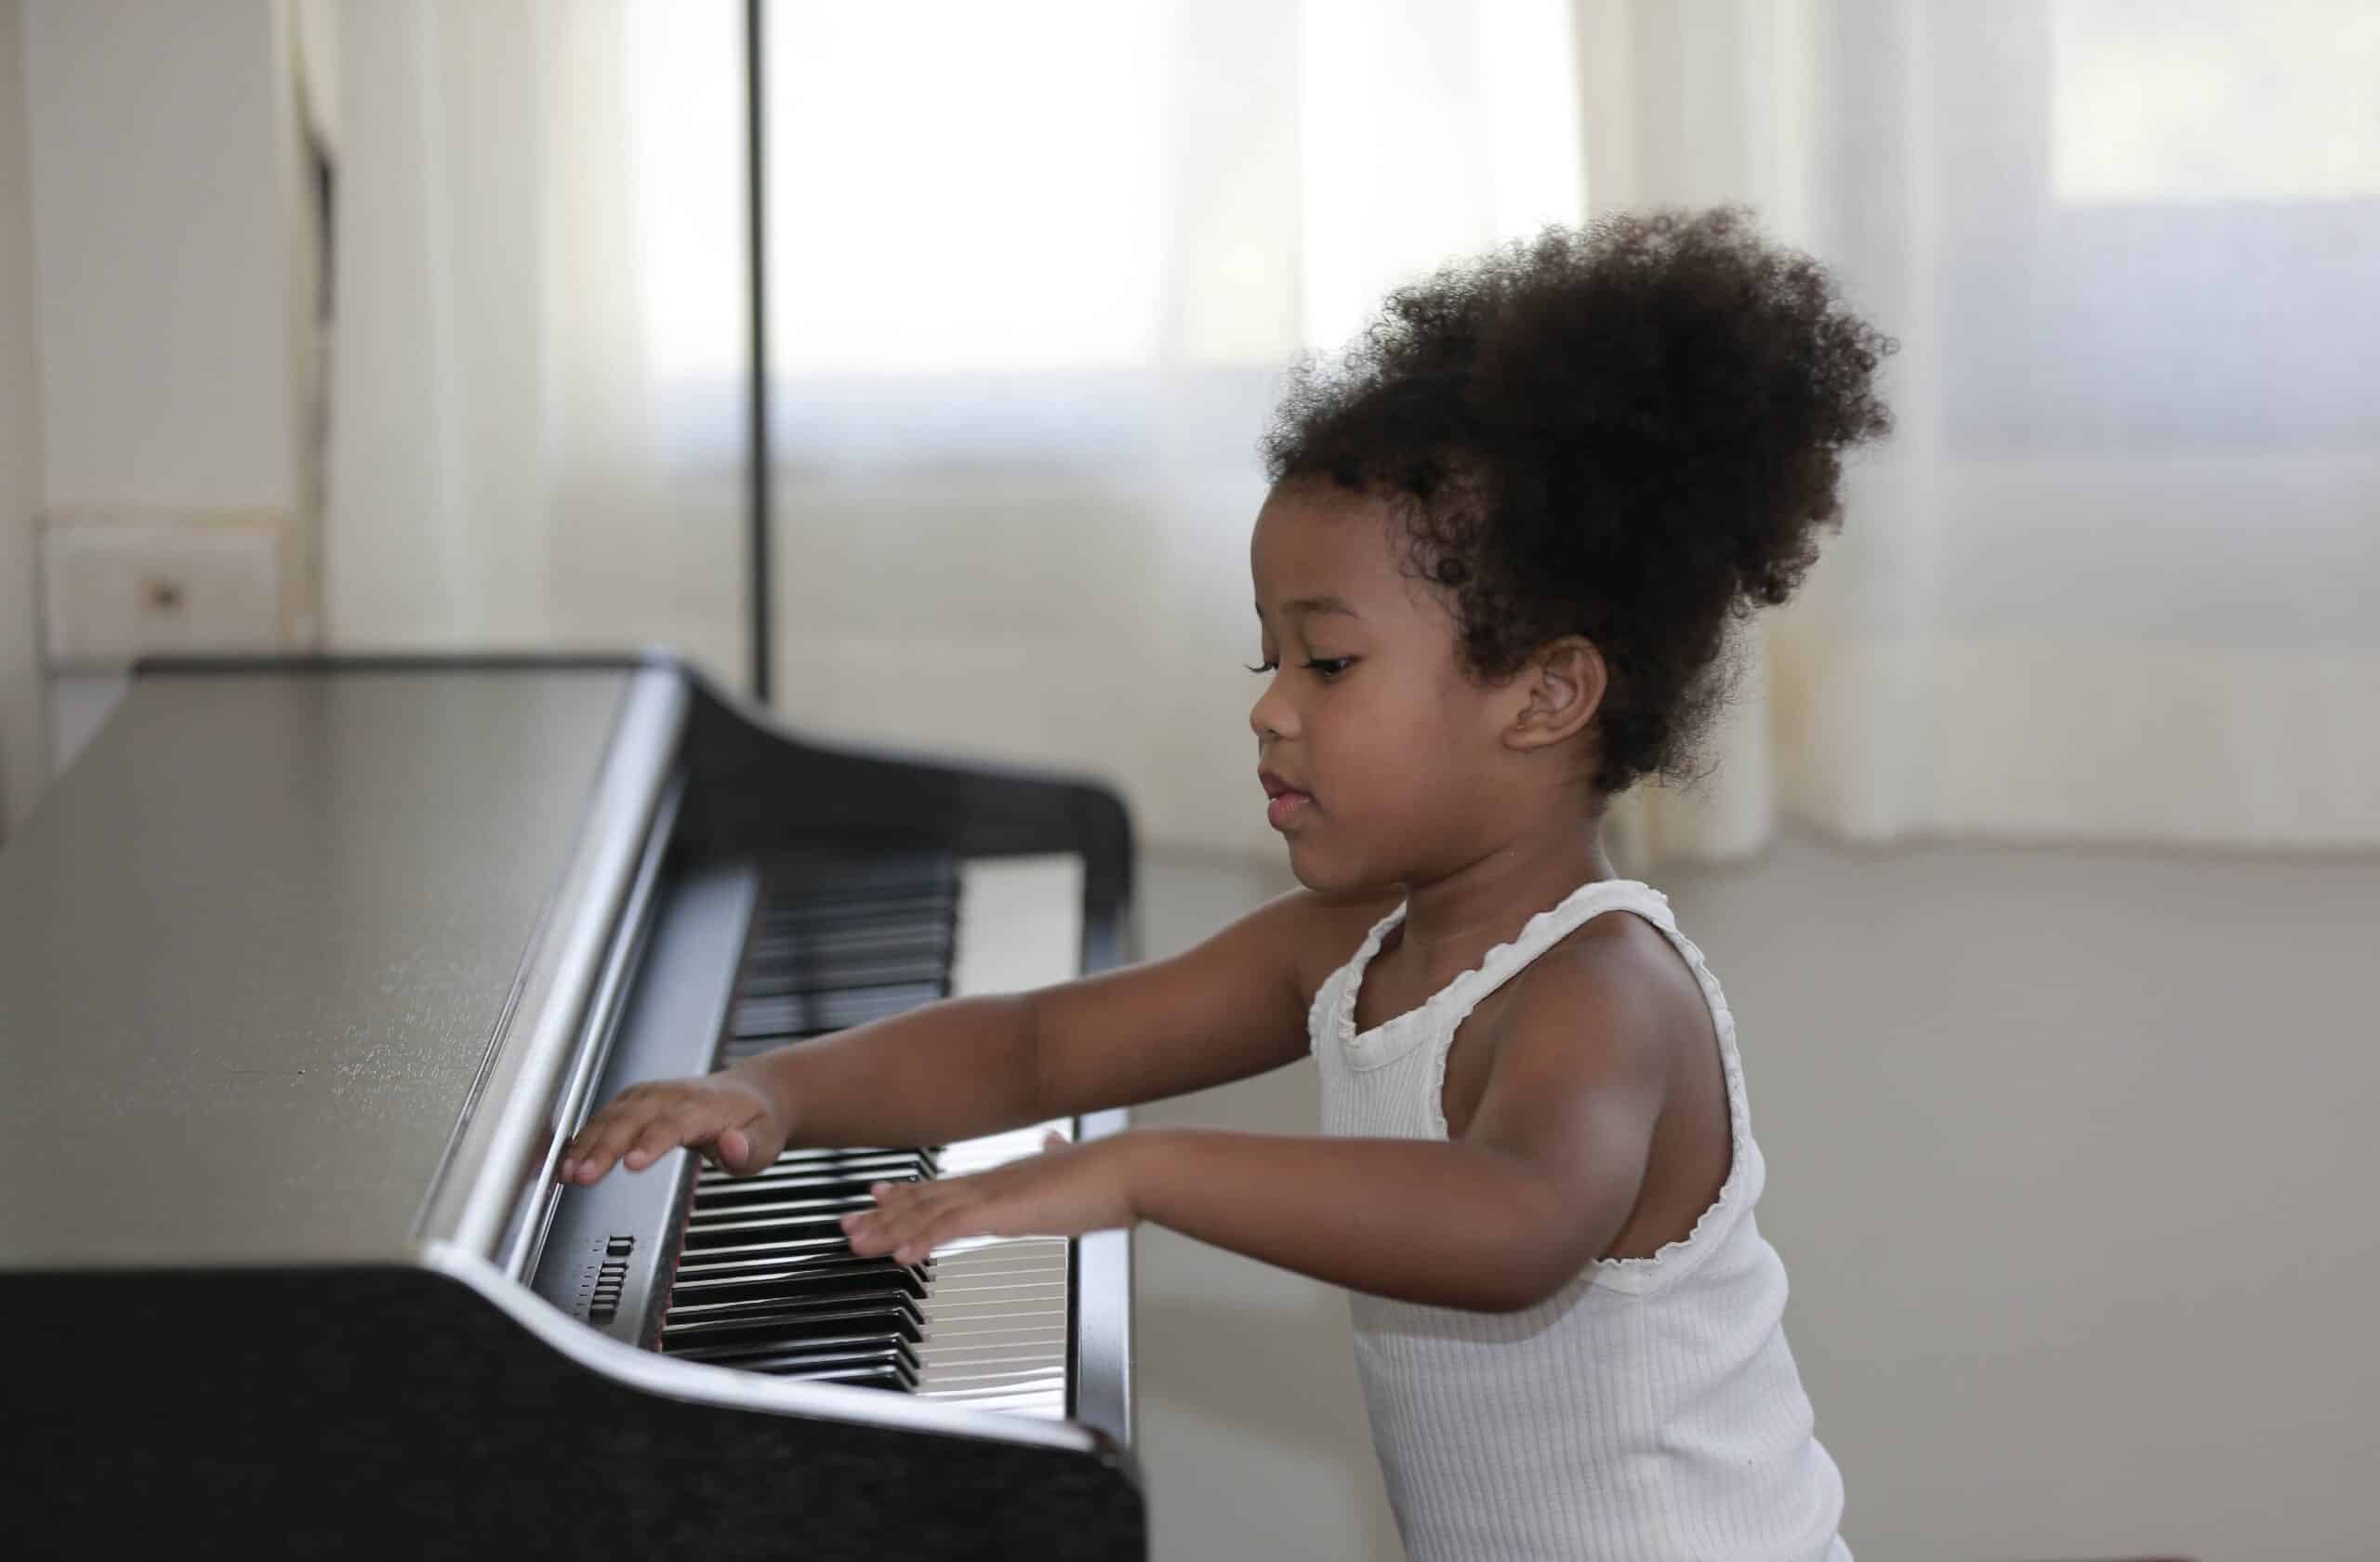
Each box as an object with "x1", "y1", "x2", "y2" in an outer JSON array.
[{"x1": 0, "y1": 654, "x2": 1144, "y2": 1557}]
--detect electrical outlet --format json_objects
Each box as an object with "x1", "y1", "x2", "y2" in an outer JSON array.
[{"x1": 42, "y1": 517, "x2": 283, "y2": 668}]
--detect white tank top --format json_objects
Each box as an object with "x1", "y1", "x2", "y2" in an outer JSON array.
[{"x1": 1311, "y1": 877, "x2": 1851, "y2": 1561}]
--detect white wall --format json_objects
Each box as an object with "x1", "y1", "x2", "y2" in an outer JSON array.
[
  {"x1": 20, "y1": 0, "x2": 298, "y2": 519},
  {"x1": 0, "y1": 0, "x2": 45, "y2": 837},
  {"x1": 15, "y1": 0, "x2": 311, "y2": 700}
]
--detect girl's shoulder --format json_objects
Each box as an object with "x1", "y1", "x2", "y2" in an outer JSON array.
[{"x1": 1518, "y1": 899, "x2": 1710, "y2": 1033}]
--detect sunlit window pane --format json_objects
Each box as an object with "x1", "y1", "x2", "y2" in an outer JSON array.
[
  {"x1": 762, "y1": 1, "x2": 1174, "y2": 373},
  {"x1": 2053, "y1": 0, "x2": 2380, "y2": 203}
]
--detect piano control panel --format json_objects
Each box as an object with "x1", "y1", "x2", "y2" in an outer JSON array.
[{"x1": 552, "y1": 1234, "x2": 635, "y2": 1325}]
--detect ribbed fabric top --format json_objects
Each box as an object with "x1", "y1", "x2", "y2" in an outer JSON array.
[{"x1": 1312, "y1": 877, "x2": 1850, "y2": 1561}]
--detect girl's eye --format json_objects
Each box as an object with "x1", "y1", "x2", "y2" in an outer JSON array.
[{"x1": 1244, "y1": 658, "x2": 1352, "y2": 680}]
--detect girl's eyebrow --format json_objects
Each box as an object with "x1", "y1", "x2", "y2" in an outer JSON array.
[{"x1": 1254, "y1": 595, "x2": 1362, "y2": 621}]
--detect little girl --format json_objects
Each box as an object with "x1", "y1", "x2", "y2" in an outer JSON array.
[{"x1": 563, "y1": 205, "x2": 1890, "y2": 1561}]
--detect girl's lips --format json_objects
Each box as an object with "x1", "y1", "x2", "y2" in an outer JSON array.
[{"x1": 1266, "y1": 790, "x2": 1312, "y2": 829}]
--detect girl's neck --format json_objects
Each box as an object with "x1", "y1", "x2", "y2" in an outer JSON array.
[{"x1": 1388, "y1": 814, "x2": 1620, "y2": 973}]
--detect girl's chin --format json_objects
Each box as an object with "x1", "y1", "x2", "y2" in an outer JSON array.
[{"x1": 1284, "y1": 843, "x2": 1362, "y2": 895}]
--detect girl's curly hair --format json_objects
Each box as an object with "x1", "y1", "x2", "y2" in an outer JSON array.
[{"x1": 1261, "y1": 206, "x2": 1896, "y2": 799}]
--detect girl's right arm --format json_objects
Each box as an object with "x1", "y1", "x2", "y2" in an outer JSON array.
[{"x1": 557, "y1": 885, "x2": 1398, "y2": 1185}]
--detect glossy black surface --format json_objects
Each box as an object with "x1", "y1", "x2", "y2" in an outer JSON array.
[{"x1": 3, "y1": 1266, "x2": 1141, "y2": 1559}]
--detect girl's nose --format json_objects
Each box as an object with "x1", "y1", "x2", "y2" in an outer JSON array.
[{"x1": 1249, "y1": 676, "x2": 1295, "y2": 742}]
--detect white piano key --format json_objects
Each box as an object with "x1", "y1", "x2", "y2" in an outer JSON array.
[
  {"x1": 951, "y1": 853, "x2": 1082, "y2": 999},
  {"x1": 913, "y1": 1238, "x2": 1074, "y2": 1413},
  {"x1": 916, "y1": 858, "x2": 1086, "y2": 1417}
]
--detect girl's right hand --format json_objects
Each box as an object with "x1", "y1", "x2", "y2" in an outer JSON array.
[{"x1": 556, "y1": 1067, "x2": 788, "y2": 1185}]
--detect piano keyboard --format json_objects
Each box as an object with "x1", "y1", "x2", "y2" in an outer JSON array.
[{"x1": 537, "y1": 848, "x2": 1087, "y2": 1419}]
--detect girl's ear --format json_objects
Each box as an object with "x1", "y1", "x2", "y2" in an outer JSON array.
[{"x1": 1504, "y1": 636, "x2": 1606, "y2": 752}]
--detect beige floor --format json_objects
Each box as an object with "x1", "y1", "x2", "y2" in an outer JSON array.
[{"x1": 1130, "y1": 827, "x2": 2380, "y2": 1561}]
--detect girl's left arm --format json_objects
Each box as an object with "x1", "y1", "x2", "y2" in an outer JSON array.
[
  {"x1": 843, "y1": 940, "x2": 1673, "y2": 1313},
  {"x1": 1151, "y1": 1128, "x2": 1631, "y2": 1312}
]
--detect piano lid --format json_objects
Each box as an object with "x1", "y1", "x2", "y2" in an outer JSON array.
[{"x1": 0, "y1": 663, "x2": 656, "y2": 1270}]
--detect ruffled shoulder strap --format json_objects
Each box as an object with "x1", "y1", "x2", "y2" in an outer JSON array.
[{"x1": 1431, "y1": 878, "x2": 1676, "y2": 1026}]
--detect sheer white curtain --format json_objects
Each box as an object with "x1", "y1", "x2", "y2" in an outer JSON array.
[
  {"x1": 323, "y1": 0, "x2": 2376, "y2": 866},
  {"x1": 323, "y1": 0, "x2": 748, "y2": 682},
  {"x1": 1594, "y1": 0, "x2": 2380, "y2": 868}
]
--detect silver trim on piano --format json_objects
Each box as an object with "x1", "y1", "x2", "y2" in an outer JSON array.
[
  {"x1": 417, "y1": 667, "x2": 692, "y2": 1266},
  {"x1": 508, "y1": 766, "x2": 686, "y2": 1281},
  {"x1": 1072, "y1": 1113, "x2": 1134, "y2": 1448},
  {"x1": 423, "y1": 1240, "x2": 1117, "y2": 1460}
]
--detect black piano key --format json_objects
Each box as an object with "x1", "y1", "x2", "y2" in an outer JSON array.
[
  {"x1": 748, "y1": 1356, "x2": 920, "y2": 1393},
  {"x1": 760, "y1": 869, "x2": 953, "y2": 904},
  {"x1": 689, "y1": 1347, "x2": 919, "y2": 1389},
  {"x1": 737, "y1": 964, "x2": 952, "y2": 999},
  {"x1": 745, "y1": 916, "x2": 952, "y2": 956},
  {"x1": 660, "y1": 1294, "x2": 922, "y2": 1347},
  {"x1": 730, "y1": 983, "x2": 947, "y2": 1040},
  {"x1": 675, "y1": 1345, "x2": 919, "y2": 1385},
  {"x1": 671, "y1": 1231, "x2": 856, "y2": 1264},
  {"x1": 689, "y1": 1173, "x2": 913, "y2": 1205},
  {"x1": 760, "y1": 867, "x2": 954, "y2": 906},
  {"x1": 690, "y1": 1163, "x2": 934, "y2": 1194},
  {"x1": 662, "y1": 1327, "x2": 919, "y2": 1369},
  {"x1": 760, "y1": 907, "x2": 947, "y2": 936},
  {"x1": 756, "y1": 900, "x2": 954, "y2": 940},
  {"x1": 736, "y1": 957, "x2": 953, "y2": 1001},
  {"x1": 670, "y1": 1257, "x2": 930, "y2": 1303},
  {"x1": 696, "y1": 1149, "x2": 936, "y2": 1186},
  {"x1": 747, "y1": 920, "x2": 945, "y2": 956},
  {"x1": 775, "y1": 1365, "x2": 914, "y2": 1392},
  {"x1": 747, "y1": 908, "x2": 947, "y2": 938},
  {"x1": 757, "y1": 878, "x2": 954, "y2": 920},
  {"x1": 724, "y1": 1145, "x2": 941, "y2": 1164},
  {"x1": 681, "y1": 1211, "x2": 879, "y2": 1249},
  {"x1": 669, "y1": 1331, "x2": 920, "y2": 1372},
  {"x1": 683, "y1": 1190, "x2": 882, "y2": 1226},
  {"x1": 688, "y1": 1177, "x2": 917, "y2": 1212},
  {"x1": 666, "y1": 1323, "x2": 917, "y2": 1365},
  {"x1": 670, "y1": 1244, "x2": 920, "y2": 1278},
  {"x1": 662, "y1": 1285, "x2": 929, "y2": 1330}
]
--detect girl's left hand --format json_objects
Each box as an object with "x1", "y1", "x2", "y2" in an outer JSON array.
[{"x1": 840, "y1": 1130, "x2": 1143, "y2": 1266}]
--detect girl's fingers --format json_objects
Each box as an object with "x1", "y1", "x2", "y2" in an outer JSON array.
[
  {"x1": 846, "y1": 1187, "x2": 961, "y2": 1260},
  {"x1": 622, "y1": 1111, "x2": 699, "y2": 1171},
  {"x1": 899, "y1": 1209, "x2": 970, "y2": 1265},
  {"x1": 577, "y1": 1091, "x2": 686, "y2": 1178},
  {"x1": 842, "y1": 1168, "x2": 1007, "y2": 1260},
  {"x1": 843, "y1": 1210, "x2": 900, "y2": 1257},
  {"x1": 570, "y1": 1112, "x2": 646, "y2": 1181},
  {"x1": 560, "y1": 1079, "x2": 780, "y2": 1185}
]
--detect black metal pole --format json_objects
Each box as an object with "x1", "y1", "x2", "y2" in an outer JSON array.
[{"x1": 745, "y1": 0, "x2": 773, "y2": 706}]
